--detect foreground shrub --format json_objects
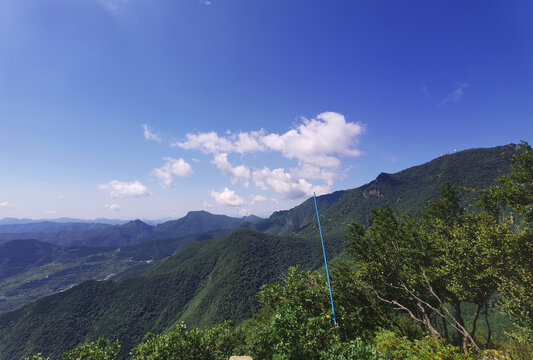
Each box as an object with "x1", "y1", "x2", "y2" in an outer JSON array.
[
  {"x1": 62, "y1": 337, "x2": 120, "y2": 360},
  {"x1": 130, "y1": 321, "x2": 244, "y2": 360},
  {"x1": 374, "y1": 329, "x2": 473, "y2": 360}
]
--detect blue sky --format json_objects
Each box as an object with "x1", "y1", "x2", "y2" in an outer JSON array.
[{"x1": 1, "y1": 0, "x2": 532, "y2": 220}]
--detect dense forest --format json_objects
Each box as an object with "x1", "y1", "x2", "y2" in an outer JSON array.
[{"x1": 4, "y1": 143, "x2": 532, "y2": 359}]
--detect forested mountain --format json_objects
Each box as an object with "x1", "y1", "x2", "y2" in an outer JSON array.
[
  {"x1": 259, "y1": 144, "x2": 515, "y2": 239},
  {"x1": 0, "y1": 229, "x2": 235, "y2": 314},
  {"x1": 0, "y1": 144, "x2": 520, "y2": 359},
  {"x1": 0, "y1": 230, "x2": 328, "y2": 359},
  {"x1": 0, "y1": 212, "x2": 259, "y2": 311},
  {"x1": 150, "y1": 210, "x2": 259, "y2": 240}
]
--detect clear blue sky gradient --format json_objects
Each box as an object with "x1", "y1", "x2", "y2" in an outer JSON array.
[{"x1": 1, "y1": 0, "x2": 532, "y2": 219}]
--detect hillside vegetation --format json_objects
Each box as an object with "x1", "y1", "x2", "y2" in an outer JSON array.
[
  {"x1": 0, "y1": 230, "x2": 328, "y2": 359},
  {"x1": 0, "y1": 211, "x2": 258, "y2": 313},
  {"x1": 1, "y1": 144, "x2": 529, "y2": 360},
  {"x1": 0, "y1": 229, "x2": 234, "y2": 313}
]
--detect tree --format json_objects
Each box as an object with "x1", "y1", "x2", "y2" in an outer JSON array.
[
  {"x1": 61, "y1": 337, "x2": 120, "y2": 360},
  {"x1": 130, "y1": 321, "x2": 244, "y2": 360},
  {"x1": 250, "y1": 266, "x2": 384, "y2": 360},
  {"x1": 477, "y1": 141, "x2": 533, "y2": 343},
  {"x1": 255, "y1": 267, "x2": 338, "y2": 359},
  {"x1": 345, "y1": 184, "x2": 512, "y2": 352}
]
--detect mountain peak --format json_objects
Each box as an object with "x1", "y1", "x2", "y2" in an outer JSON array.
[
  {"x1": 185, "y1": 210, "x2": 212, "y2": 217},
  {"x1": 372, "y1": 172, "x2": 402, "y2": 186}
]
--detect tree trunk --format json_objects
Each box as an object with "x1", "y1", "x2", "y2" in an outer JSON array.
[
  {"x1": 485, "y1": 301, "x2": 492, "y2": 347},
  {"x1": 471, "y1": 303, "x2": 482, "y2": 339},
  {"x1": 418, "y1": 301, "x2": 443, "y2": 343}
]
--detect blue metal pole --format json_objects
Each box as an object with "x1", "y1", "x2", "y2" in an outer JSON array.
[{"x1": 313, "y1": 192, "x2": 337, "y2": 326}]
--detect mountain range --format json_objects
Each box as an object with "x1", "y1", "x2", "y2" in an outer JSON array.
[
  {"x1": 0, "y1": 212, "x2": 262, "y2": 313},
  {"x1": 0, "y1": 144, "x2": 517, "y2": 359}
]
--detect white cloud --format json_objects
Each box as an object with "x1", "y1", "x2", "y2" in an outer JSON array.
[
  {"x1": 235, "y1": 131, "x2": 266, "y2": 153},
  {"x1": 250, "y1": 194, "x2": 267, "y2": 205},
  {"x1": 239, "y1": 208, "x2": 251, "y2": 217},
  {"x1": 98, "y1": 180, "x2": 151, "y2": 199},
  {"x1": 209, "y1": 187, "x2": 245, "y2": 206},
  {"x1": 261, "y1": 112, "x2": 363, "y2": 167},
  {"x1": 143, "y1": 124, "x2": 162, "y2": 142},
  {"x1": 175, "y1": 131, "x2": 235, "y2": 153},
  {"x1": 252, "y1": 167, "x2": 330, "y2": 199},
  {"x1": 44, "y1": 210, "x2": 57, "y2": 215},
  {"x1": 291, "y1": 163, "x2": 338, "y2": 186},
  {"x1": 152, "y1": 157, "x2": 194, "y2": 187},
  {"x1": 212, "y1": 153, "x2": 250, "y2": 186},
  {"x1": 203, "y1": 201, "x2": 214, "y2": 209},
  {"x1": 440, "y1": 83, "x2": 469, "y2": 105},
  {"x1": 0, "y1": 201, "x2": 12, "y2": 208},
  {"x1": 175, "y1": 112, "x2": 363, "y2": 166},
  {"x1": 175, "y1": 112, "x2": 364, "y2": 199},
  {"x1": 104, "y1": 203, "x2": 120, "y2": 212},
  {"x1": 58, "y1": 194, "x2": 67, "y2": 200}
]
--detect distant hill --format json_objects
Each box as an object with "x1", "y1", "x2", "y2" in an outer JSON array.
[
  {"x1": 0, "y1": 222, "x2": 111, "y2": 234},
  {"x1": 0, "y1": 217, "x2": 128, "y2": 226},
  {"x1": 0, "y1": 211, "x2": 258, "y2": 247},
  {"x1": 0, "y1": 239, "x2": 139, "y2": 313},
  {"x1": 0, "y1": 229, "x2": 235, "y2": 314},
  {"x1": 0, "y1": 239, "x2": 63, "y2": 281},
  {"x1": 151, "y1": 210, "x2": 257, "y2": 240},
  {"x1": 0, "y1": 211, "x2": 259, "y2": 314}
]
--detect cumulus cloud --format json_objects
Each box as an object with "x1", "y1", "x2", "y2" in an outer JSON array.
[
  {"x1": 212, "y1": 153, "x2": 250, "y2": 186},
  {"x1": 291, "y1": 163, "x2": 338, "y2": 186},
  {"x1": 262, "y1": 112, "x2": 363, "y2": 167},
  {"x1": 440, "y1": 83, "x2": 469, "y2": 105},
  {"x1": 175, "y1": 112, "x2": 364, "y2": 199},
  {"x1": 143, "y1": 124, "x2": 162, "y2": 142},
  {"x1": 252, "y1": 167, "x2": 330, "y2": 199},
  {"x1": 176, "y1": 131, "x2": 235, "y2": 153},
  {"x1": 239, "y1": 208, "x2": 251, "y2": 217},
  {"x1": 209, "y1": 187, "x2": 245, "y2": 206},
  {"x1": 234, "y1": 131, "x2": 266, "y2": 153},
  {"x1": 203, "y1": 201, "x2": 214, "y2": 209},
  {"x1": 0, "y1": 201, "x2": 12, "y2": 208},
  {"x1": 175, "y1": 112, "x2": 362, "y2": 165},
  {"x1": 250, "y1": 194, "x2": 267, "y2": 205},
  {"x1": 152, "y1": 157, "x2": 194, "y2": 187},
  {"x1": 104, "y1": 203, "x2": 120, "y2": 212},
  {"x1": 98, "y1": 180, "x2": 151, "y2": 199}
]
